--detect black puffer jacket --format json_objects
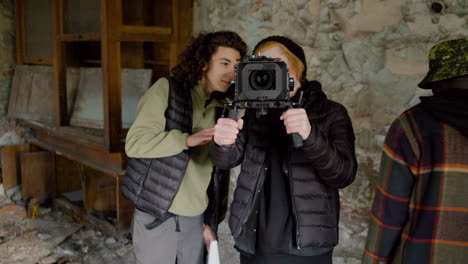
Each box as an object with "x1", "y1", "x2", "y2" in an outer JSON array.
[
  {"x1": 122, "y1": 77, "x2": 230, "y2": 233},
  {"x1": 209, "y1": 81, "x2": 357, "y2": 252}
]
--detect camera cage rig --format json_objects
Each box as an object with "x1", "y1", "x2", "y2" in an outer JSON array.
[{"x1": 223, "y1": 55, "x2": 304, "y2": 148}]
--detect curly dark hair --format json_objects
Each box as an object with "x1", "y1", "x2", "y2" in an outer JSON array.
[{"x1": 171, "y1": 31, "x2": 247, "y2": 89}]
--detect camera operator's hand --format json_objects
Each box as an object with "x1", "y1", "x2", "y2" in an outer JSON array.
[
  {"x1": 214, "y1": 118, "x2": 244, "y2": 146},
  {"x1": 187, "y1": 128, "x2": 215, "y2": 147},
  {"x1": 280, "y1": 108, "x2": 311, "y2": 140}
]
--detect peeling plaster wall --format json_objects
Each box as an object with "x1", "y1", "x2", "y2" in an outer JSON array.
[{"x1": 196, "y1": 0, "x2": 467, "y2": 262}]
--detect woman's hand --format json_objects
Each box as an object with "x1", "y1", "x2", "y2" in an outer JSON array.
[
  {"x1": 203, "y1": 225, "x2": 217, "y2": 250},
  {"x1": 280, "y1": 108, "x2": 311, "y2": 140},
  {"x1": 187, "y1": 128, "x2": 215, "y2": 147}
]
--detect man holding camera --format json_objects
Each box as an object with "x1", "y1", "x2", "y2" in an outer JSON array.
[{"x1": 209, "y1": 36, "x2": 357, "y2": 264}]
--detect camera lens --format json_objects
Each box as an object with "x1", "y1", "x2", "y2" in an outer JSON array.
[{"x1": 250, "y1": 70, "x2": 274, "y2": 90}]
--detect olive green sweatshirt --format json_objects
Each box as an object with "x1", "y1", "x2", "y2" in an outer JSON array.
[{"x1": 125, "y1": 78, "x2": 222, "y2": 216}]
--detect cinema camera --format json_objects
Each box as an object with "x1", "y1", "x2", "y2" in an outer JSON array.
[{"x1": 224, "y1": 55, "x2": 304, "y2": 148}]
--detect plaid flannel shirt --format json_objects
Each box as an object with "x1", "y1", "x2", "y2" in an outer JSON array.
[{"x1": 363, "y1": 104, "x2": 468, "y2": 264}]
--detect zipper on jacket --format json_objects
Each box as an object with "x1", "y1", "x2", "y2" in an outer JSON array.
[{"x1": 286, "y1": 150, "x2": 301, "y2": 249}]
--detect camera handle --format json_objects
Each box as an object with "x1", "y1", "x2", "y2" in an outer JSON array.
[
  {"x1": 222, "y1": 103, "x2": 238, "y2": 121},
  {"x1": 289, "y1": 91, "x2": 304, "y2": 149},
  {"x1": 228, "y1": 108, "x2": 238, "y2": 121},
  {"x1": 289, "y1": 115, "x2": 304, "y2": 148},
  {"x1": 291, "y1": 134, "x2": 303, "y2": 148}
]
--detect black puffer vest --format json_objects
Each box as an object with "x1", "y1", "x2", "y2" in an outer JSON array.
[{"x1": 122, "y1": 77, "x2": 230, "y2": 232}]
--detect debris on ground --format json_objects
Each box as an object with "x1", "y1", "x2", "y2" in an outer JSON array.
[
  {"x1": 0, "y1": 183, "x2": 240, "y2": 264},
  {"x1": 0, "y1": 184, "x2": 135, "y2": 264}
]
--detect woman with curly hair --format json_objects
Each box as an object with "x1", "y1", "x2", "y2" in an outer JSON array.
[{"x1": 122, "y1": 31, "x2": 247, "y2": 264}]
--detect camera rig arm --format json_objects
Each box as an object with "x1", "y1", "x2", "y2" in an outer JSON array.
[{"x1": 222, "y1": 90, "x2": 304, "y2": 149}]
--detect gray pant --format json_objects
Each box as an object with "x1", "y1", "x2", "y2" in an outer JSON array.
[{"x1": 132, "y1": 209, "x2": 205, "y2": 264}]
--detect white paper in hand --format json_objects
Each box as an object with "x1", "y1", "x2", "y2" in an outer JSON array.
[{"x1": 207, "y1": 240, "x2": 220, "y2": 264}]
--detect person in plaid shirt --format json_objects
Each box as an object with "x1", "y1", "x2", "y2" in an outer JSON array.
[{"x1": 363, "y1": 39, "x2": 468, "y2": 264}]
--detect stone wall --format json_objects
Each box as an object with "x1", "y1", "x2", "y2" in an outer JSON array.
[
  {"x1": 0, "y1": 0, "x2": 14, "y2": 120},
  {"x1": 195, "y1": 0, "x2": 467, "y2": 263},
  {"x1": 0, "y1": 0, "x2": 26, "y2": 147}
]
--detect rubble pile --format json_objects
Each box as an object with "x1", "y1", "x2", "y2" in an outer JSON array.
[{"x1": 0, "y1": 184, "x2": 135, "y2": 264}]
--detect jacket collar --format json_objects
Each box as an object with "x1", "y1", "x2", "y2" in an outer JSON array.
[{"x1": 291, "y1": 80, "x2": 327, "y2": 108}]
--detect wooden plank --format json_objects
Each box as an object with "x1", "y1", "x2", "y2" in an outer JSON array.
[
  {"x1": 52, "y1": 0, "x2": 68, "y2": 127},
  {"x1": 0, "y1": 144, "x2": 30, "y2": 190},
  {"x1": 28, "y1": 131, "x2": 124, "y2": 175},
  {"x1": 119, "y1": 32, "x2": 171, "y2": 42},
  {"x1": 57, "y1": 126, "x2": 105, "y2": 145},
  {"x1": 121, "y1": 25, "x2": 171, "y2": 35},
  {"x1": 67, "y1": 68, "x2": 151, "y2": 129},
  {"x1": 169, "y1": 0, "x2": 192, "y2": 71},
  {"x1": 61, "y1": 33, "x2": 101, "y2": 42},
  {"x1": 18, "y1": 122, "x2": 125, "y2": 177},
  {"x1": 55, "y1": 157, "x2": 131, "y2": 234},
  {"x1": 20, "y1": 152, "x2": 56, "y2": 202},
  {"x1": 18, "y1": 0, "x2": 29, "y2": 64},
  {"x1": 22, "y1": 57, "x2": 53, "y2": 65},
  {"x1": 116, "y1": 173, "x2": 133, "y2": 231},
  {"x1": 177, "y1": 0, "x2": 193, "y2": 56},
  {"x1": 81, "y1": 166, "x2": 116, "y2": 212},
  {"x1": 25, "y1": 128, "x2": 124, "y2": 174},
  {"x1": 153, "y1": 0, "x2": 172, "y2": 27},
  {"x1": 101, "y1": 0, "x2": 122, "y2": 152},
  {"x1": 14, "y1": 0, "x2": 24, "y2": 64},
  {"x1": 169, "y1": 0, "x2": 180, "y2": 71},
  {"x1": 8, "y1": 65, "x2": 56, "y2": 124},
  {"x1": 121, "y1": 45, "x2": 144, "y2": 70},
  {"x1": 169, "y1": 42, "x2": 178, "y2": 72},
  {"x1": 20, "y1": 119, "x2": 106, "y2": 146},
  {"x1": 55, "y1": 154, "x2": 82, "y2": 195},
  {"x1": 7, "y1": 66, "x2": 81, "y2": 123},
  {"x1": 120, "y1": 0, "x2": 144, "y2": 69}
]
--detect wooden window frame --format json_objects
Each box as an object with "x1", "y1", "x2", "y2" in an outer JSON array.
[{"x1": 15, "y1": 0, "x2": 192, "y2": 153}]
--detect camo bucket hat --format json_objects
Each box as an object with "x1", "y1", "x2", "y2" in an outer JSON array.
[{"x1": 418, "y1": 39, "x2": 468, "y2": 89}]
